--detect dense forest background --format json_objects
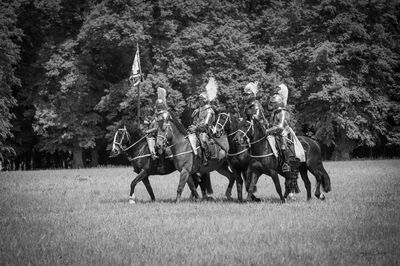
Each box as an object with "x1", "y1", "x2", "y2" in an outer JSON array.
[{"x1": 1, "y1": 0, "x2": 399, "y2": 169}]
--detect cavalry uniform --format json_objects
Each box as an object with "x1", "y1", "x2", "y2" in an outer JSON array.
[
  {"x1": 243, "y1": 81, "x2": 266, "y2": 124},
  {"x1": 189, "y1": 94, "x2": 215, "y2": 165},
  {"x1": 188, "y1": 78, "x2": 218, "y2": 165},
  {"x1": 146, "y1": 88, "x2": 169, "y2": 159},
  {"x1": 265, "y1": 84, "x2": 300, "y2": 194}
]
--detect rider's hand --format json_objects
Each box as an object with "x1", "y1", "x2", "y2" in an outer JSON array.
[{"x1": 188, "y1": 125, "x2": 196, "y2": 132}]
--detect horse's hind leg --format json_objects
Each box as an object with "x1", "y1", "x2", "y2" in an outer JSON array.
[
  {"x1": 142, "y1": 177, "x2": 156, "y2": 202},
  {"x1": 129, "y1": 169, "x2": 148, "y2": 204},
  {"x1": 308, "y1": 166, "x2": 325, "y2": 200},
  {"x1": 299, "y1": 165, "x2": 312, "y2": 200},
  {"x1": 176, "y1": 169, "x2": 199, "y2": 202}
]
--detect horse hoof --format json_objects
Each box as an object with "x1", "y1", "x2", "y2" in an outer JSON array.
[
  {"x1": 251, "y1": 195, "x2": 261, "y2": 202},
  {"x1": 319, "y1": 194, "x2": 325, "y2": 200},
  {"x1": 281, "y1": 198, "x2": 286, "y2": 204},
  {"x1": 128, "y1": 198, "x2": 136, "y2": 204},
  {"x1": 287, "y1": 193, "x2": 296, "y2": 201}
]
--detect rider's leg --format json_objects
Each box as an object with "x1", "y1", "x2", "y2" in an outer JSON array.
[
  {"x1": 146, "y1": 136, "x2": 157, "y2": 160},
  {"x1": 281, "y1": 136, "x2": 290, "y2": 172},
  {"x1": 187, "y1": 133, "x2": 198, "y2": 155},
  {"x1": 200, "y1": 133, "x2": 209, "y2": 166}
]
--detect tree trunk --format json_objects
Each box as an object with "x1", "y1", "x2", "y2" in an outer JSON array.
[
  {"x1": 332, "y1": 130, "x2": 356, "y2": 161},
  {"x1": 91, "y1": 148, "x2": 99, "y2": 167},
  {"x1": 72, "y1": 142, "x2": 84, "y2": 168}
]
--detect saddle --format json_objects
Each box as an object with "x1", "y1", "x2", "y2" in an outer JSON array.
[
  {"x1": 268, "y1": 130, "x2": 306, "y2": 164},
  {"x1": 206, "y1": 134, "x2": 229, "y2": 161}
]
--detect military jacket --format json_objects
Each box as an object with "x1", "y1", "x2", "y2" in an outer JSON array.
[
  {"x1": 192, "y1": 105, "x2": 215, "y2": 130},
  {"x1": 245, "y1": 100, "x2": 265, "y2": 122},
  {"x1": 269, "y1": 107, "x2": 290, "y2": 131}
]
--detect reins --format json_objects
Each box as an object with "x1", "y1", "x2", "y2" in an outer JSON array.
[{"x1": 237, "y1": 121, "x2": 274, "y2": 159}]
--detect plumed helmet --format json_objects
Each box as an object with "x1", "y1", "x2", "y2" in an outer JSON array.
[
  {"x1": 276, "y1": 83, "x2": 288, "y2": 106},
  {"x1": 155, "y1": 99, "x2": 166, "y2": 111},
  {"x1": 244, "y1": 81, "x2": 258, "y2": 96},
  {"x1": 199, "y1": 92, "x2": 208, "y2": 101},
  {"x1": 269, "y1": 94, "x2": 284, "y2": 109}
]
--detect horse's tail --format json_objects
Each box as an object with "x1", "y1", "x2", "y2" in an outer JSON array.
[{"x1": 300, "y1": 136, "x2": 331, "y2": 193}]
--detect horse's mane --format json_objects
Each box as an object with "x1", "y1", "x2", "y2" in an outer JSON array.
[
  {"x1": 169, "y1": 111, "x2": 188, "y2": 135},
  {"x1": 124, "y1": 121, "x2": 144, "y2": 140}
]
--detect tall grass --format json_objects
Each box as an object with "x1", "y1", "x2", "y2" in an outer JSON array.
[{"x1": 0, "y1": 160, "x2": 399, "y2": 265}]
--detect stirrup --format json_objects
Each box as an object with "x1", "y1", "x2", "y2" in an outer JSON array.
[{"x1": 282, "y1": 163, "x2": 290, "y2": 172}]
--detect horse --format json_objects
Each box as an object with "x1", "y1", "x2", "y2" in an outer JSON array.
[
  {"x1": 213, "y1": 112, "x2": 262, "y2": 201},
  {"x1": 110, "y1": 122, "x2": 213, "y2": 203},
  {"x1": 156, "y1": 113, "x2": 243, "y2": 202},
  {"x1": 236, "y1": 118, "x2": 331, "y2": 201}
]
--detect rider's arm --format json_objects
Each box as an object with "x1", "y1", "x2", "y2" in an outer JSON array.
[{"x1": 265, "y1": 111, "x2": 285, "y2": 135}]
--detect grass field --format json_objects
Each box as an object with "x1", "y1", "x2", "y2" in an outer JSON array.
[{"x1": 0, "y1": 160, "x2": 399, "y2": 265}]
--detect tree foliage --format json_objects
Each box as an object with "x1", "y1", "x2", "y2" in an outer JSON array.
[{"x1": 3, "y1": 0, "x2": 400, "y2": 167}]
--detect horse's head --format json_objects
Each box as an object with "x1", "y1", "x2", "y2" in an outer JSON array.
[
  {"x1": 212, "y1": 112, "x2": 231, "y2": 137},
  {"x1": 233, "y1": 120, "x2": 253, "y2": 146},
  {"x1": 110, "y1": 125, "x2": 131, "y2": 157}
]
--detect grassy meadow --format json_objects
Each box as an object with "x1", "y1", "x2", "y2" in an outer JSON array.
[{"x1": 0, "y1": 160, "x2": 399, "y2": 265}]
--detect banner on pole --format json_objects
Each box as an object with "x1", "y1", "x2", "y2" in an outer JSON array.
[{"x1": 129, "y1": 44, "x2": 143, "y2": 86}]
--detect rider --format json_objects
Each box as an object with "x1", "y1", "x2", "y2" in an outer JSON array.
[
  {"x1": 265, "y1": 84, "x2": 293, "y2": 171},
  {"x1": 265, "y1": 83, "x2": 299, "y2": 193},
  {"x1": 243, "y1": 81, "x2": 267, "y2": 124},
  {"x1": 145, "y1": 87, "x2": 169, "y2": 160},
  {"x1": 188, "y1": 79, "x2": 217, "y2": 166}
]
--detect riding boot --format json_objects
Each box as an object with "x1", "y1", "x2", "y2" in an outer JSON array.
[
  {"x1": 202, "y1": 147, "x2": 209, "y2": 166},
  {"x1": 282, "y1": 149, "x2": 290, "y2": 172},
  {"x1": 201, "y1": 142, "x2": 210, "y2": 166}
]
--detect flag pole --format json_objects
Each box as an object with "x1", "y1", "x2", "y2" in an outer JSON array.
[{"x1": 137, "y1": 79, "x2": 140, "y2": 125}]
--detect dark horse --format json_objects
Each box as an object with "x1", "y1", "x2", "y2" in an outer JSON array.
[
  {"x1": 157, "y1": 113, "x2": 243, "y2": 202},
  {"x1": 236, "y1": 118, "x2": 331, "y2": 201},
  {"x1": 110, "y1": 122, "x2": 212, "y2": 203},
  {"x1": 213, "y1": 112, "x2": 262, "y2": 201}
]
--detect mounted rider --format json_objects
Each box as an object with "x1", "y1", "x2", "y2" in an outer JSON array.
[
  {"x1": 243, "y1": 81, "x2": 267, "y2": 124},
  {"x1": 145, "y1": 87, "x2": 170, "y2": 160},
  {"x1": 265, "y1": 83, "x2": 300, "y2": 193},
  {"x1": 188, "y1": 78, "x2": 218, "y2": 166}
]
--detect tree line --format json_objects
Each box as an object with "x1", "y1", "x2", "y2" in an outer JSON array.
[{"x1": 1, "y1": 0, "x2": 399, "y2": 169}]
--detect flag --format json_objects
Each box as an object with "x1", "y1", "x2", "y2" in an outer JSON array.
[{"x1": 130, "y1": 44, "x2": 143, "y2": 86}]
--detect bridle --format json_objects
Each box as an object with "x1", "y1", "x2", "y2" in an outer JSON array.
[
  {"x1": 213, "y1": 112, "x2": 230, "y2": 135},
  {"x1": 112, "y1": 126, "x2": 146, "y2": 152},
  {"x1": 235, "y1": 120, "x2": 274, "y2": 158},
  {"x1": 157, "y1": 123, "x2": 201, "y2": 158}
]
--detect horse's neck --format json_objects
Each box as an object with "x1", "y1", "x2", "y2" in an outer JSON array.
[
  {"x1": 169, "y1": 123, "x2": 187, "y2": 145},
  {"x1": 252, "y1": 123, "x2": 270, "y2": 151},
  {"x1": 126, "y1": 133, "x2": 148, "y2": 156}
]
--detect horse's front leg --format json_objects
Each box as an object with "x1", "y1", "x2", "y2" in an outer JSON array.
[
  {"x1": 129, "y1": 169, "x2": 148, "y2": 204},
  {"x1": 216, "y1": 165, "x2": 237, "y2": 201},
  {"x1": 176, "y1": 168, "x2": 194, "y2": 202},
  {"x1": 142, "y1": 177, "x2": 156, "y2": 202},
  {"x1": 269, "y1": 170, "x2": 285, "y2": 203},
  {"x1": 247, "y1": 170, "x2": 261, "y2": 202}
]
